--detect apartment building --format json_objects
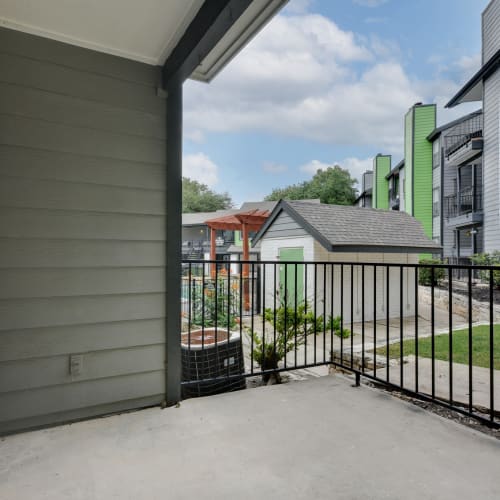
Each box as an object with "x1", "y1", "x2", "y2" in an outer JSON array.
[
  {"x1": 446, "y1": 0, "x2": 500, "y2": 255},
  {"x1": 353, "y1": 171, "x2": 373, "y2": 208},
  {"x1": 427, "y1": 111, "x2": 484, "y2": 264}
]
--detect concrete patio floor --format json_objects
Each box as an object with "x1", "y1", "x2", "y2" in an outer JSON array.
[{"x1": 1, "y1": 376, "x2": 499, "y2": 500}]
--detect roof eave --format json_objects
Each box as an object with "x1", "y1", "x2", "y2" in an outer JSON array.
[
  {"x1": 329, "y1": 245, "x2": 442, "y2": 253},
  {"x1": 445, "y1": 48, "x2": 500, "y2": 108}
]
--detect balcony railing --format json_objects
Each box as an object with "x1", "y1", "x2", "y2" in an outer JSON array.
[
  {"x1": 445, "y1": 190, "x2": 482, "y2": 218},
  {"x1": 445, "y1": 131, "x2": 483, "y2": 166},
  {"x1": 180, "y1": 259, "x2": 499, "y2": 428},
  {"x1": 182, "y1": 236, "x2": 236, "y2": 258}
]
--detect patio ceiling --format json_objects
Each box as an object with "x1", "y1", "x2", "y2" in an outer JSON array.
[{"x1": 0, "y1": 0, "x2": 288, "y2": 80}]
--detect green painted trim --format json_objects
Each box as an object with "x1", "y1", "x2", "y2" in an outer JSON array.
[
  {"x1": 373, "y1": 155, "x2": 391, "y2": 209},
  {"x1": 413, "y1": 105, "x2": 436, "y2": 241}
]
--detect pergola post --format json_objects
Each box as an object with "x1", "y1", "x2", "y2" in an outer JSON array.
[
  {"x1": 210, "y1": 227, "x2": 217, "y2": 278},
  {"x1": 241, "y1": 222, "x2": 250, "y2": 312},
  {"x1": 204, "y1": 209, "x2": 270, "y2": 313},
  {"x1": 241, "y1": 223, "x2": 250, "y2": 277}
]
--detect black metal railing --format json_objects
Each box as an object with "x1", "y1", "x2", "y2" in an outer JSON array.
[
  {"x1": 445, "y1": 190, "x2": 482, "y2": 218},
  {"x1": 445, "y1": 130, "x2": 483, "y2": 159},
  {"x1": 180, "y1": 259, "x2": 499, "y2": 428}
]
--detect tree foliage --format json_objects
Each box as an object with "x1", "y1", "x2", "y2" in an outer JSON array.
[
  {"x1": 182, "y1": 177, "x2": 233, "y2": 213},
  {"x1": 265, "y1": 165, "x2": 358, "y2": 205}
]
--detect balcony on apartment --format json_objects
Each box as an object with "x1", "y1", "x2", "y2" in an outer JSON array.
[
  {"x1": 445, "y1": 186, "x2": 483, "y2": 228},
  {"x1": 445, "y1": 130, "x2": 483, "y2": 167},
  {"x1": 182, "y1": 232, "x2": 235, "y2": 260}
]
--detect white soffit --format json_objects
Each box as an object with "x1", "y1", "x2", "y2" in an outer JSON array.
[
  {"x1": 457, "y1": 81, "x2": 483, "y2": 104},
  {"x1": 0, "y1": 0, "x2": 204, "y2": 65},
  {"x1": 191, "y1": 0, "x2": 288, "y2": 82}
]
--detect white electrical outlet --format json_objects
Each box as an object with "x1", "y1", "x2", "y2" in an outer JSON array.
[{"x1": 70, "y1": 354, "x2": 83, "y2": 376}]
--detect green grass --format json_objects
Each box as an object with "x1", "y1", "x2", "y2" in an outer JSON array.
[{"x1": 375, "y1": 324, "x2": 500, "y2": 370}]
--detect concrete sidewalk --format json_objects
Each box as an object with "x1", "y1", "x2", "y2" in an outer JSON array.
[{"x1": 1, "y1": 376, "x2": 499, "y2": 500}]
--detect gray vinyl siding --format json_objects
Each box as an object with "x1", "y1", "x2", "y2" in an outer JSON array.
[
  {"x1": 439, "y1": 113, "x2": 484, "y2": 259},
  {"x1": 0, "y1": 28, "x2": 166, "y2": 434},
  {"x1": 432, "y1": 142, "x2": 441, "y2": 241},
  {"x1": 483, "y1": 70, "x2": 500, "y2": 252},
  {"x1": 483, "y1": 0, "x2": 500, "y2": 64},
  {"x1": 264, "y1": 212, "x2": 308, "y2": 239}
]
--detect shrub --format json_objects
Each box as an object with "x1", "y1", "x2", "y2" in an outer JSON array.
[
  {"x1": 190, "y1": 278, "x2": 239, "y2": 329},
  {"x1": 326, "y1": 315, "x2": 351, "y2": 339},
  {"x1": 470, "y1": 252, "x2": 500, "y2": 287},
  {"x1": 418, "y1": 258, "x2": 445, "y2": 286},
  {"x1": 247, "y1": 297, "x2": 350, "y2": 382}
]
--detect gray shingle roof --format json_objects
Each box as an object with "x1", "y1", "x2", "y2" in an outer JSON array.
[{"x1": 254, "y1": 200, "x2": 440, "y2": 253}]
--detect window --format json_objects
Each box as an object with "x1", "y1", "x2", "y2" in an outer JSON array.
[
  {"x1": 432, "y1": 140, "x2": 440, "y2": 169},
  {"x1": 433, "y1": 188, "x2": 440, "y2": 217}
]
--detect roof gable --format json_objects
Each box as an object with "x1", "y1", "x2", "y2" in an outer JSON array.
[{"x1": 253, "y1": 200, "x2": 440, "y2": 253}]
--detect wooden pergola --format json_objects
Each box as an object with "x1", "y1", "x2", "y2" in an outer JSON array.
[
  {"x1": 204, "y1": 209, "x2": 270, "y2": 277},
  {"x1": 205, "y1": 209, "x2": 269, "y2": 311}
]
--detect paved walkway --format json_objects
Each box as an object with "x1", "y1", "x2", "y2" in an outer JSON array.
[{"x1": 1, "y1": 376, "x2": 499, "y2": 500}]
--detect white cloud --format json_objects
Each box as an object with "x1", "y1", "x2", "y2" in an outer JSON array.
[
  {"x1": 353, "y1": 0, "x2": 388, "y2": 7},
  {"x1": 185, "y1": 129, "x2": 205, "y2": 143},
  {"x1": 454, "y1": 53, "x2": 481, "y2": 75},
  {"x1": 300, "y1": 157, "x2": 372, "y2": 185},
  {"x1": 184, "y1": 11, "x2": 478, "y2": 158},
  {"x1": 299, "y1": 159, "x2": 330, "y2": 174},
  {"x1": 183, "y1": 153, "x2": 219, "y2": 187},
  {"x1": 263, "y1": 161, "x2": 289, "y2": 173},
  {"x1": 284, "y1": 0, "x2": 313, "y2": 15},
  {"x1": 335, "y1": 157, "x2": 373, "y2": 185}
]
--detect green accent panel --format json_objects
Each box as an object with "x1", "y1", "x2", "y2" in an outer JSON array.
[
  {"x1": 234, "y1": 230, "x2": 242, "y2": 246},
  {"x1": 404, "y1": 109, "x2": 414, "y2": 215},
  {"x1": 279, "y1": 247, "x2": 304, "y2": 305},
  {"x1": 413, "y1": 106, "x2": 436, "y2": 240},
  {"x1": 373, "y1": 155, "x2": 391, "y2": 209}
]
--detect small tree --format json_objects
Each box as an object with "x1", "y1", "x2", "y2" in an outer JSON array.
[
  {"x1": 265, "y1": 165, "x2": 358, "y2": 205},
  {"x1": 418, "y1": 258, "x2": 445, "y2": 286},
  {"x1": 247, "y1": 297, "x2": 350, "y2": 384},
  {"x1": 190, "y1": 277, "x2": 239, "y2": 330},
  {"x1": 182, "y1": 177, "x2": 233, "y2": 213},
  {"x1": 470, "y1": 252, "x2": 500, "y2": 288}
]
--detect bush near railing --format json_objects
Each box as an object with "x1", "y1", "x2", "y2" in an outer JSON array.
[
  {"x1": 470, "y1": 252, "x2": 500, "y2": 288},
  {"x1": 190, "y1": 277, "x2": 239, "y2": 330},
  {"x1": 418, "y1": 259, "x2": 445, "y2": 286},
  {"x1": 246, "y1": 297, "x2": 350, "y2": 383}
]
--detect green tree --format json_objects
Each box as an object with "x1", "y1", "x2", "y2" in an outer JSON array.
[
  {"x1": 265, "y1": 165, "x2": 358, "y2": 205},
  {"x1": 182, "y1": 177, "x2": 233, "y2": 213}
]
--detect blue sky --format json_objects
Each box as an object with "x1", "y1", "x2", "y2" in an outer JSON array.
[{"x1": 182, "y1": 0, "x2": 488, "y2": 206}]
